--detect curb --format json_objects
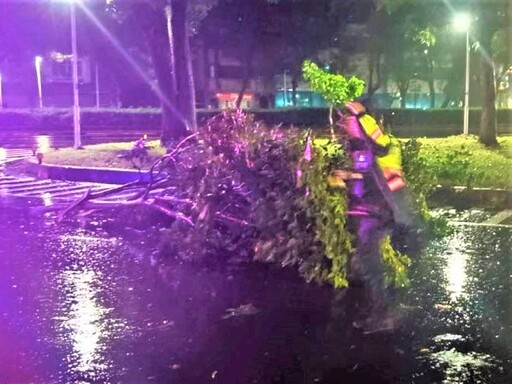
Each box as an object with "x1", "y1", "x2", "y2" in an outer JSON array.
[
  {"x1": 430, "y1": 186, "x2": 512, "y2": 210},
  {"x1": 17, "y1": 159, "x2": 512, "y2": 209},
  {"x1": 25, "y1": 159, "x2": 153, "y2": 184}
]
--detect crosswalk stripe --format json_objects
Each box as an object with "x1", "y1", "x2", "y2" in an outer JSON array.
[
  {"x1": 20, "y1": 184, "x2": 96, "y2": 196},
  {"x1": 0, "y1": 179, "x2": 54, "y2": 188},
  {"x1": 1, "y1": 151, "x2": 153, "y2": 205},
  {"x1": 0, "y1": 148, "x2": 33, "y2": 164},
  {"x1": 0, "y1": 174, "x2": 139, "y2": 205}
]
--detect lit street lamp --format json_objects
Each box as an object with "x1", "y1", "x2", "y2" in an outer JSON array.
[
  {"x1": 35, "y1": 56, "x2": 43, "y2": 108},
  {"x1": 453, "y1": 13, "x2": 471, "y2": 135},
  {"x1": 69, "y1": 0, "x2": 82, "y2": 148}
]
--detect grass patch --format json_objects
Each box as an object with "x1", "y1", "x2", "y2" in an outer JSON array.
[
  {"x1": 415, "y1": 135, "x2": 512, "y2": 189},
  {"x1": 42, "y1": 141, "x2": 166, "y2": 170},
  {"x1": 40, "y1": 135, "x2": 511, "y2": 189}
]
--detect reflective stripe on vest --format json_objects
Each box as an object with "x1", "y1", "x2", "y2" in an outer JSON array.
[
  {"x1": 382, "y1": 169, "x2": 403, "y2": 179},
  {"x1": 358, "y1": 114, "x2": 390, "y2": 148},
  {"x1": 370, "y1": 127, "x2": 383, "y2": 141},
  {"x1": 383, "y1": 169, "x2": 405, "y2": 191},
  {"x1": 346, "y1": 101, "x2": 366, "y2": 115}
]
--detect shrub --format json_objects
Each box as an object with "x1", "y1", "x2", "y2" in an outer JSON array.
[
  {"x1": 416, "y1": 136, "x2": 512, "y2": 189},
  {"x1": 1, "y1": 108, "x2": 511, "y2": 134}
]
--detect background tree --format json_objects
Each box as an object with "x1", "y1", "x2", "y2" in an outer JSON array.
[
  {"x1": 302, "y1": 59, "x2": 365, "y2": 105},
  {"x1": 376, "y1": 2, "x2": 443, "y2": 108},
  {"x1": 82, "y1": 1, "x2": 158, "y2": 107},
  {"x1": 378, "y1": 0, "x2": 509, "y2": 146},
  {"x1": 0, "y1": 2, "x2": 55, "y2": 105},
  {"x1": 278, "y1": 0, "x2": 357, "y2": 105},
  {"x1": 106, "y1": 0, "x2": 217, "y2": 144},
  {"x1": 473, "y1": 0, "x2": 507, "y2": 146},
  {"x1": 0, "y1": 3, "x2": 49, "y2": 62},
  {"x1": 197, "y1": 0, "x2": 274, "y2": 108},
  {"x1": 198, "y1": 0, "x2": 351, "y2": 107},
  {"x1": 130, "y1": 0, "x2": 194, "y2": 143},
  {"x1": 365, "y1": 5, "x2": 386, "y2": 103}
]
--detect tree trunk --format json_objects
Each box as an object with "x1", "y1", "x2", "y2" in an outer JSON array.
[
  {"x1": 172, "y1": 0, "x2": 197, "y2": 132},
  {"x1": 398, "y1": 82, "x2": 409, "y2": 108},
  {"x1": 428, "y1": 78, "x2": 435, "y2": 108},
  {"x1": 235, "y1": 76, "x2": 250, "y2": 109},
  {"x1": 144, "y1": 4, "x2": 187, "y2": 145},
  {"x1": 235, "y1": 6, "x2": 255, "y2": 110},
  {"x1": 479, "y1": 60, "x2": 498, "y2": 146},
  {"x1": 367, "y1": 51, "x2": 382, "y2": 102},
  {"x1": 478, "y1": 20, "x2": 498, "y2": 147},
  {"x1": 165, "y1": 5, "x2": 177, "y2": 99},
  {"x1": 291, "y1": 75, "x2": 298, "y2": 107},
  {"x1": 427, "y1": 57, "x2": 435, "y2": 108},
  {"x1": 236, "y1": 44, "x2": 253, "y2": 109},
  {"x1": 399, "y1": 94, "x2": 406, "y2": 109},
  {"x1": 214, "y1": 48, "x2": 221, "y2": 90}
]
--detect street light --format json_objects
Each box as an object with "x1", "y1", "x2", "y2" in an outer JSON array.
[
  {"x1": 0, "y1": 72, "x2": 3, "y2": 110},
  {"x1": 69, "y1": 0, "x2": 82, "y2": 148},
  {"x1": 95, "y1": 62, "x2": 100, "y2": 109},
  {"x1": 283, "y1": 70, "x2": 289, "y2": 107},
  {"x1": 35, "y1": 56, "x2": 43, "y2": 108},
  {"x1": 453, "y1": 13, "x2": 471, "y2": 135}
]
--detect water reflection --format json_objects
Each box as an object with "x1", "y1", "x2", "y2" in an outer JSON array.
[
  {"x1": 42, "y1": 192, "x2": 53, "y2": 207},
  {"x1": 35, "y1": 135, "x2": 51, "y2": 154},
  {"x1": 1, "y1": 208, "x2": 511, "y2": 383},
  {"x1": 444, "y1": 231, "x2": 469, "y2": 301},
  {"x1": 459, "y1": 225, "x2": 512, "y2": 358},
  {"x1": 420, "y1": 217, "x2": 512, "y2": 382},
  {"x1": 50, "y1": 232, "x2": 130, "y2": 383},
  {"x1": 60, "y1": 269, "x2": 109, "y2": 375}
]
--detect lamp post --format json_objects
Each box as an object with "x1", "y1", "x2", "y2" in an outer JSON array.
[
  {"x1": 95, "y1": 62, "x2": 100, "y2": 109},
  {"x1": 35, "y1": 56, "x2": 43, "y2": 108},
  {"x1": 454, "y1": 13, "x2": 471, "y2": 135},
  {"x1": 69, "y1": 0, "x2": 81, "y2": 148},
  {"x1": 283, "y1": 70, "x2": 288, "y2": 107},
  {"x1": 0, "y1": 72, "x2": 3, "y2": 110}
]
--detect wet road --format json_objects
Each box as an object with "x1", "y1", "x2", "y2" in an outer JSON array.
[{"x1": 0, "y1": 208, "x2": 510, "y2": 383}]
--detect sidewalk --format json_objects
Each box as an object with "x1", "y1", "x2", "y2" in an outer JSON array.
[
  {"x1": 1, "y1": 150, "x2": 155, "y2": 206},
  {"x1": 25, "y1": 158, "x2": 152, "y2": 184},
  {"x1": 2, "y1": 148, "x2": 511, "y2": 212},
  {"x1": 0, "y1": 148, "x2": 33, "y2": 164},
  {"x1": 0, "y1": 148, "x2": 129, "y2": 205},
  {"x1": 0, "y1": 173, "x2": 117, "y2": 205}
]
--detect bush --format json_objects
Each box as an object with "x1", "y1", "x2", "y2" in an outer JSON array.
[
  {"x1": 416, "y1": 135, "x2": 512, "y2": 189},
  {"x1": 1, "y1": 108, "x2": 511, "y2": 134}
]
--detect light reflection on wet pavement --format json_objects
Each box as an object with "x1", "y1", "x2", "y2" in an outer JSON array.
[{"x1": 0, "y1": 207, "x2": 510, "y2": 383}]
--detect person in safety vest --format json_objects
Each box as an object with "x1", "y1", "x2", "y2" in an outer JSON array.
[
  {"x1": 329, "y1": 100, "x2": 423, "y2": 332},
  {"x1": 344, "y1": 101, "x2": 416, "y2": 228}
]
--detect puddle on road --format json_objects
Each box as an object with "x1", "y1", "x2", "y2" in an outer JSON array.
[
  {"x1": 0, "y1": 208, "x2": 510, "y2": 383},
  {"x1": 407, "y1": 208, "x2": 512, "y2": 383}
]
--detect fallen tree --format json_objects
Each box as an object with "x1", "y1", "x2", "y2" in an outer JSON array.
[{"x1": 37, "y1": 110, "x2": 444, "y2": 289}]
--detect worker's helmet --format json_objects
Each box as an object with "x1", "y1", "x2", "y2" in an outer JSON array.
[
  {"x1": 345, "y1": 96, "x2": 385, "y2": 131},
  {"x1": 345, "y1": 101, "x2": 366, "y2": 116}
]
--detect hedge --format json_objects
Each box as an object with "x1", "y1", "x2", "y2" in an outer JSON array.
[{"x1": 0, "y1": 108, "x2": 511, "y2": 134}]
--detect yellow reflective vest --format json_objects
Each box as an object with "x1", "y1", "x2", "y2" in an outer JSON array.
[{"x1": 357, "y1": 112, "x2": 406, "y2": 192}]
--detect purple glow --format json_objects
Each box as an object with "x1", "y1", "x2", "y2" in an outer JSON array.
[
  {"x1": 351, "y1": 179, "x2": 364, "y2": 198},
  {"x1": 304, "y1": 135, "x2": 312, "y2": 161}
]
